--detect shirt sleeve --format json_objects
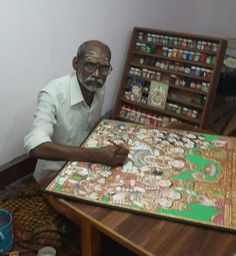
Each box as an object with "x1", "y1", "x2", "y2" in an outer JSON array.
[{"x1": 24, "y1": 91, "x2": 57, "y2": 153}]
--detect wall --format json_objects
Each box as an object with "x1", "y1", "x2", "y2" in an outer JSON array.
[{"x1": 0, "y1": 0, "x2": 235, "y2": 168}]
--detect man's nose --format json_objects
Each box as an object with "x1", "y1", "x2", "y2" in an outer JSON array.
[{"x1": 92, "y1": 67, "x2": 100, "y2": 77}]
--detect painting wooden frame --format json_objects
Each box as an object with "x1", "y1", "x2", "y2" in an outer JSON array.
[
  {"x1": 147, "y1": 81, "x2": 169, "y2": 109},
  {"x1": 45, "y1": 119, "x2": 236, "y2": 232}
]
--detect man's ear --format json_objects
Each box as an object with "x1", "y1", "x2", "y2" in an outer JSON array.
[{"x1": 72, "y1": 56, "x2": 79, "y2": 70}]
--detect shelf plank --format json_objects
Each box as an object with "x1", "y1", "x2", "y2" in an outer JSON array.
[
  {"x1": 133, "y1": 50, "x2": 214, "y2": 68},
  {"x1": 121, "y1": 98, "x2": 201, "y2": 124},
  {"x1": 130, "y1": 62, "x2": 211, "y2": 82}
]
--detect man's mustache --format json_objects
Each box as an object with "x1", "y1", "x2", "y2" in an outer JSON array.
[{"x1": 85, "y1": 77, "x2": 103, "y2": 87}]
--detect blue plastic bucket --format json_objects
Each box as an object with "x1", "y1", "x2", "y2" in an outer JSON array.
[{"x1": 0, "y1": 209, "x2": 13, "y2": 253}]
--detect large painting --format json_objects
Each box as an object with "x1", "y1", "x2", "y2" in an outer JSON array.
[{"x1": 45, "y1": 119, "x2": 236, "y2": 231}]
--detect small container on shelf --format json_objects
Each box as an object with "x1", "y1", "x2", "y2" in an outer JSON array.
[
  {"x1": 195, "y1": 82, "x2": 202, "y2": 90},
  {"x1": 139, "y1": 57, "x2": 145, "y2": 64},
  {"x1": 138, "y1": 32, "x2": 144, "y2": 41},
  {"x1": 194, "y1": 52, "x2": 201, "y2": 62}
]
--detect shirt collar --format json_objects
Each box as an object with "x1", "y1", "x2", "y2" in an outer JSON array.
[{"x1": 70, "y1": 72, "x2": 84, "y2": 106}]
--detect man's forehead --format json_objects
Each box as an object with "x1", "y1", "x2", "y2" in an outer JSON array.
[{"x1": 84, "y1": 50, "x2": 110, "y2": 62}]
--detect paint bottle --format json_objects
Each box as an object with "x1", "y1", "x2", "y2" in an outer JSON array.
[
  {"x1": 194, "y1": 52, "x2": 200, "y2": 62},
  {"x1": 138, "y1": 32, "x2": 144, "y2": 41}
]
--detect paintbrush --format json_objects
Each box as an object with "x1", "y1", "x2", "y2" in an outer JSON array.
[{"x1": 108, "y1": 139, "x2": 129, "y2": 150}]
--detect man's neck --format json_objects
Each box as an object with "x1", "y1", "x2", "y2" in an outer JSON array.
[{"x1": 79, "y1": 83, "x2": 94, "y2": 107}]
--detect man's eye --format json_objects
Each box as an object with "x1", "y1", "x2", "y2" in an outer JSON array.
[
  {"x1": 85, "y1": 62, "x2": 96, "y2": 69},
  {"x1": 100, "y1": 65, "x2": 110, "y2": 71}
]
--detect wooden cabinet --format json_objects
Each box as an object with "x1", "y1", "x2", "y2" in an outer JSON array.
[{"x1": 112, "y1": 27, "x2": 227, "y2": 129}]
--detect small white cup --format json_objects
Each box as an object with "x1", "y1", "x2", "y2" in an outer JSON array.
[{"x1": 37, "y1": 246, "x2": 56, "y2": 256}]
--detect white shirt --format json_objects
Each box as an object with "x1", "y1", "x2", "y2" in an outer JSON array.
[{"x1": 24, "y1": 72, "x2": 105, "y2": 181}]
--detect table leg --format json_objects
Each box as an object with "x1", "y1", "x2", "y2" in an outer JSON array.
[{"x1": 81, "y1": 219, "x2": 101, "y2": 256}]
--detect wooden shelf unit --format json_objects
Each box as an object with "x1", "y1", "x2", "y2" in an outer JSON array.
[{"x1": 112, "y1": 27, "x2": 227, "y2": 129}]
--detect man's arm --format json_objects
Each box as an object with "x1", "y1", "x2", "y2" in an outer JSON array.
[
  {"x1": 30, "y1": 141, "x2": 129, "y2": 166},
  {"x1": 25, "y1": 91, "x2": 129, "y2": 166}
]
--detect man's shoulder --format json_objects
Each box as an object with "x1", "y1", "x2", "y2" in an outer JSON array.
[{"x1": 41, "y1": 73, "x2": 75, "y2": 95}]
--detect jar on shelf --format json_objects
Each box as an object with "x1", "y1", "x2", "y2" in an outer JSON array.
[
  {"x1": 179, "y1": 65, "x2": 185, "y2": 73},
  {"x1": 152, "y1": 34, "x2": 157, "y2": 43},
  {"x1": 173, "y1": 37, "x2": 178, "y2": 46},
  {"x1": 168, "y1": 62, "x2": 174, "y2": 70},
  {"x1": 140, "y1": 43, "x2": 146, "y2": 52},
  {"x1": 206, "y1": 69, "x2": 212, "y2": 79},
  {"x1": 162, "y1": 47, "x2": 169, "y2": 57},
  {"x1": 194, "y1": 52, "x2": 201, "y2": 62},
  {"x1": 183, "y1": 50, "x2": 188, "y2": 60},
  {"x1": 191, "y1": 40, "x2": 197, "y2": 48},
  {"x1": 135, "y1": 109, "x2": 141, "y2": 123},
  {"x1": 169, "y1": 36, "x2": 174, "y2": 45},
  {"x1": 120, "y1": 105, "x2": 128, "y2": 118},
  {"x1": 150, "y1": 71, "x2": 156, "y2": 80},
  {"x1": 189, "y1": 51, "x2": 195, "y2": 61},
  {"x1": 136, "y1": 68, "x2": 142, "y2": 76},
  {"x1": 170, "y1": 74, "x2": 177, "y2": 84},
  {"x1": 136, "y1": 42, "x2": 142, "y2": 51},
  {"x1": 156, "y1": 72, "x2": 161, "y2": 81},
  {"x1": 175, "y1": 77, "x2": 180, "y2": 86},
  {"x1": 129, "y1": 67, "x2": 135, "y2": 75},
  {"x1": 192, "y1": 110, "x2": 198, "y2": 118},
  {"x1": 200, "y1": 53, "x2": 207, "y2": 64},
  {"x1": 160, "y1": 35, "x2": 164, "y2": 44},
  {"x1": 160, "y1": 61, "x2": 166, "y2": 69},
  {"x1": 165, "y1": 60, "x2": 170, "y2": 70},
  {"x1": 176, "y1": 105, "x2": 182, "y2": 114},
  {"x1": 141, "y1": 96, "x2": 148, "y2": 104},
  {"x1": 212, "y1": 43, "x2": 219, "y2": 52},
  {"x1": 182, "y1": 39, "x2": 187, "y2": 47},
  {"x1": 155, "y1": 60, "x2": 161, "y2": 68},
  {"x1": 167, "y1": 49, "x2": 173, "y2": 57},
  {"x1": 182, "y1": 107, "x2": 188, "y2": 116},
  {"x1": 174, "y1": 62, "x2": 181, "y2": 72},
  {"x1": 197, "y1": 41, "x2": 203, "y2": 50},
  {"x1": 139, "y1": 57, "x2": 145, "y2": 64},
  {"x1": 172, "y1": 48, "x2": 178, "y2": 58},
  {"x1": 195, "y1": 67, "x2": 201, "y2": 77},
  {"x1": 178, "y1": 37, "x2": 184, "y2": 47},
  {"x1": 180, "y1": 78, "x2": 187, "y2": 87},
  {"x1": 187, "y1": 39, "x2": 192, "y2": 48},
  {"x1": 184, "y1": 66, "x2": 191, "y2": 74},
  {"x1": 178, "y1": 49, "x2": 184, "y2": 59},
  {"x1": 142, "y1": 68, "x2": 148, "y2": 78},
  {"x1": 195, "y1": 82, "x2": 202, "y2": 90},
  {"x1": 163, "y1": 36, "x2": 169, "y2": 45},
  {"x1": 138, "y1": 32, "x2": 144, "y2": 41},
  {"x1": 201, "y1": 41, "x2": 207, "y2": 50},
  {"x1": 191, "y1": 66, "x2": 196, "y2": 75},
  {"x1": 206, "y1": 55, "x2": 213, "y2": 65},
  {"x1": 145, "y1": 70, "x2": 150, "y2": 79},
  {"x1": 190, "y1": 81, "x2": 196, "y2": 89},
  {"x1": 147, "y1": 33, "x2": 153, "y2": 42}
]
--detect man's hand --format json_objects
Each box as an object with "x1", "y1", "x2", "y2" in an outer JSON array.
[
  {"x1": 30, "y1": 141, "x2": 129, "y2": 166},
  {"x1": 94, "y1": 144, "x2": 129, "y2": 166}
]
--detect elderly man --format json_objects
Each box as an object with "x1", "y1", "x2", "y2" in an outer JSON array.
[{"x1": 24, "y1": 40, "x2": 129, "y2": 182}]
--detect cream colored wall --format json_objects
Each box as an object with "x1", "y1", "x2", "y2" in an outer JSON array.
[{"x1": 0, "y1": 0, "x2": 235, "y2": 167}]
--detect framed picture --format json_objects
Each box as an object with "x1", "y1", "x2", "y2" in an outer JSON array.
[
  {"x1": 125, "y1": 77, "x2": 144, "y2": 103},
  {"x1": 147, "y1": 81, "x2": 169, "y2": 109}
]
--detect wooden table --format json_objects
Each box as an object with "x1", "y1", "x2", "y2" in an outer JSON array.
[
  {"x1": 42, "y1": 123, "x2": 236, "y2": 256},
  {"x1": 42, "y1": 181, "x2": 236, "y2": 256}
]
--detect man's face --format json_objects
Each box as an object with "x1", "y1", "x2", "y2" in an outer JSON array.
[{"x1": 76, "y1": 43, "x2": 111, "y2": 92}]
